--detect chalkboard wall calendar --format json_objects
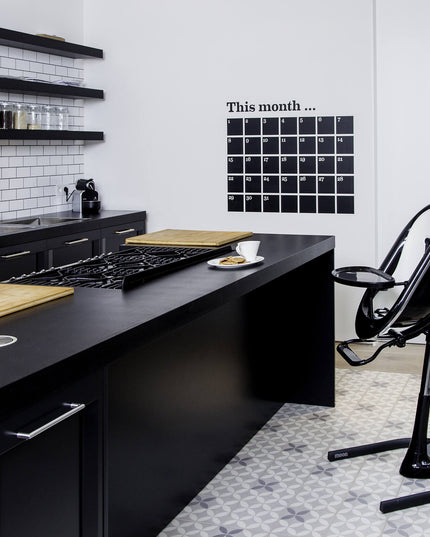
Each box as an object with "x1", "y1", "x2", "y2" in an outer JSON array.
[{"x1": 227, "y1": 116, "x2": 354, "y2": 214}]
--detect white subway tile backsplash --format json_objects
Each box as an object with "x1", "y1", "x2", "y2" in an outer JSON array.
[
  {"x1": 16, "y1": 146, "x2": 31, "y2": 156},
  {"x1": 42, "y1": 63, "x2": 56, "y2": 75},
  {"x1": 10, "y1": 178, "x2": 23, "y2": 189},
  {"x1": 9, "y1": 157, "x2": 24, "y2": 167},
  {"x1": 55, "y1": 66, "x2": 68, "y2": 77},
  {"x1": 48, "y1": 155, "x2": 63, "y2": 165},
  {"x1": 2, "y1": 190, "x2": 17, "y2": 200},
  {"x1": 23, "y1": 177, "x2": 37, "y2": 188},
  {"x1": 1, "y1": 57, "x2": 16, "y2": 69},
  {"x1": 16, "y1": 167, "x2": 31, "y2": 178},
  {"x1": 43, "y1": 146, "x2": 56, "y2": 156},
  {"x1": 9, "y1": 199, "x2": 24, "y2": 211},
  {"x1": 23, "y1": 50, "x2": 37, "y2": 61},
  {"x1": 31, "y1": 187, "x2": 44, "y2": 198},
  {"x1": 43, "y1": 185, "x2": 56, "y2": 196},
  {"x1": 56, "y1": 165, "x2": 68, "y2": 175},
  {"x1": 16, "y1": 188, "x2": 30, "y2": 199},
  {"x1": 1, "y1": 146, "x2": 17, "y2": 157},
  {"x1": 36, "y1": 52, "x2": 50, "y2": 64},
  {"x1": 30, "y1": 146, "x2": 44, "y2": 156},
  {"x1": 2, "y1": 212, "x2": 18, "y2": 219},
  {"x1": 36, "y1": 155, "x2": 51, "y2": 166},
  {"x1": 23, "y1": 198, "x2": 37, "y2": 209},
  {"x1": 37, "y1": 197, "x2": 51, "y2": 207},
  {"x1": 2, "y1": 168, "x2": 17, "y2": 179},
  {"x1": 23, "y1": 156, "x2": 38, "y2": 166},
  {"x1": 37, "y1": 177, "x2": 50, "y2": 187},
  {"x1": 8, "y1": 48, "x2": 23, "y2": 59},
  {"x1": 30, "y1": 166, "x2": 44, "y2": 176},
  {"x1": 0, "y1": 46, "x2": 87, "y2": 219},
  {"x1": 15, "y1": 59, "x2": 30, "y2": 71}
]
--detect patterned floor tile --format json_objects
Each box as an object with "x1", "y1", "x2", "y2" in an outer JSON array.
[{"x1": 158, "y1": 369, "x2": 430, "y2": 537}]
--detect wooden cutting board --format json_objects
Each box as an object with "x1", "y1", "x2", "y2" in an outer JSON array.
[
  {"x1": 0, "y1": 283, "x2": 74, "y2": 317},
  {"x1": 125, "y1": 229, "x2": 253, "y2": 247}
]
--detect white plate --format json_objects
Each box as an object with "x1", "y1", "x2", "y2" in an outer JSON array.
[{"x1": 207, "y1": 256, "x2": 264, "y2": 269}]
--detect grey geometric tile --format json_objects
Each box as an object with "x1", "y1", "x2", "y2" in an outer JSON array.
[{"x1": 158, "y1": 369, "x2": 430, "y2": 537}]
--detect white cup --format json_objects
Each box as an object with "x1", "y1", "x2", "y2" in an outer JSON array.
[{"x1": 236, "y1": 240, "x2": 260, "y2": 261}]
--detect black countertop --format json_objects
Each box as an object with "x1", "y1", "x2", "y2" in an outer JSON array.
[
  {"x1": 0, "y1": 233, "x2": 334, "y2": 402},
  {"x1": 0, "y1": 209, "x2": 146, "y2": 247}
]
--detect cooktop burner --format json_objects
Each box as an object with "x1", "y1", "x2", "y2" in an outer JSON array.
[{"x1": 6, "y1": 245, "x2": 232, "y2": 290}]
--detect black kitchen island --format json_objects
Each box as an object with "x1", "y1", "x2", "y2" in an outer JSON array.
[{"x1": 0, "y1": 232, "x2": 335, "y2": 537}]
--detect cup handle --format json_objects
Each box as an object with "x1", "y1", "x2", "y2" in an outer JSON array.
[{"x1": 236, "y1": 245, "x2": 242, "y2": 255}]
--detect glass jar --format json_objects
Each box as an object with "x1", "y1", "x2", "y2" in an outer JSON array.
[
  {"x1": 27, "y1": 104, "x2": 41, "y2": 130},
  {"x1": 57, "y1": 106, "x2": 69, "y2": 130},
  {"x1": 41, "y1": 105, "x2": 59, "y2": 130},
  {"x1": 13, "y1": 103, "x2": 27, "y2": 130},
  {"x1": 0, "y1": 102, "x2": 13, "y2": 129}
]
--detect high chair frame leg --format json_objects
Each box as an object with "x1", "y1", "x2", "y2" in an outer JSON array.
[{"x1": 328, "y1": 332, "x2": 430, "y2": 513}]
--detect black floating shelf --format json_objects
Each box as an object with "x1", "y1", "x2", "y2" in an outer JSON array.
[
  {"x1": 0, "y1": 130, "x2": 104, "y2": 141},
  {"x1": 0, "y1": 77, "x2": 104, "y2": 99},
  {"x1": 0, "y1": 27, "x2": 103, "y2": 59}
]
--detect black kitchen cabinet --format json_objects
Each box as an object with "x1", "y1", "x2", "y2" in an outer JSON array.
[
  {"x1": 0, "y1": 210, "x2": 146, "y2": 280},
  {"x1": 47, "y1": 228, "x2": 100, "y2": 267},
  {"x1": 0, "y1": 372, "x2": 104, "y2": 537},
  {"x1": 0, "y1": 232, "x2": 335, "y2": 537},
  {"x1": 0, "y1": 238, "x2": 45, "y2": 280},
  {"x1": 101, "y1": 220, "x2": 145, "y2": 253}
]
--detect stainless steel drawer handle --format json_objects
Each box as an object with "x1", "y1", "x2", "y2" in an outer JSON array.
[
  {"x1": 114, "y1": 228, "x2": 135, "y2": 235},
  {"x1": 13, "y1": 403, "x2": 86, "y2": 440},
  {"x1": 1, "y1": 250, "x2": 31, "y2": 259},
  {"x1": 64, "y1": 237, "x2": 89, "y2": 246}
]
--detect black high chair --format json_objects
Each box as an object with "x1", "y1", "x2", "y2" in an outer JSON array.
[{"x1": 329, "y1": 204, "x2": 430, "y2": 513}]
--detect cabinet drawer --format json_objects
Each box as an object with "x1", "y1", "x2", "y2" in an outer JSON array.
[
  {"x1": 0, "y1": 372, "x2": 103, "y2": 537},
  {"x1": 102, "y1": 220, "x2": 145, "y2": 253},
  {"x1": 47, "y1": 229, "x2": 100, "y2": 267},
  {"x1": 0, "y1": 239, "x2": 46, "y2": 280}
]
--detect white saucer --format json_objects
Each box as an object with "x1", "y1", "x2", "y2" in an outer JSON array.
[{"x1": 207, "y1": 256, "x2": 264, "y2": 269}]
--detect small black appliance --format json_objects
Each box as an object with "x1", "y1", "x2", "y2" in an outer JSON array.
[{"x1": 72, "y1": 179, "x2": 101, "y2": 215}]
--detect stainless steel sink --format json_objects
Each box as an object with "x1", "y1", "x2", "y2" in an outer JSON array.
[
  {"x1": 0, "y1": 216, "x2": 83, "y2": 228},
  {"x1": 0, "y1": 223, "x2": 33, "y2": 232}
]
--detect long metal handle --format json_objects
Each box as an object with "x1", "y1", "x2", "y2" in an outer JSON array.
[
  {"x1": 64, "y1": 237, "x2": 89, "y2": 246},
  {"x1": 13, "y1": 403, "x2": 86, "y2": 440},
  {"x1": 114, "y1": 228, "x2": 135, "y2": 235},
  {"x1": 1, "y1": 250, "x2": 31, "y2": 259}
]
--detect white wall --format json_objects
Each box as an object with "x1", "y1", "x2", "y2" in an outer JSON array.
[
  {"x1": 1, "y1": 0, "x2": 83, "y2": 43},
  {"x1": 83, "y1": 0, "x2": 376, "y2": 339},
  {"x1": 375, "y1": 0, "x2": 430, "y2": 260}
]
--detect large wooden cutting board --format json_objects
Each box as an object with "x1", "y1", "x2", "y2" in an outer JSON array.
[
  {"x1": 0, "y1": 283, "x2": 74, "y2": 317},
  {"x1": 125, "y1": 229, "x2": 253, "y2": 247}
]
